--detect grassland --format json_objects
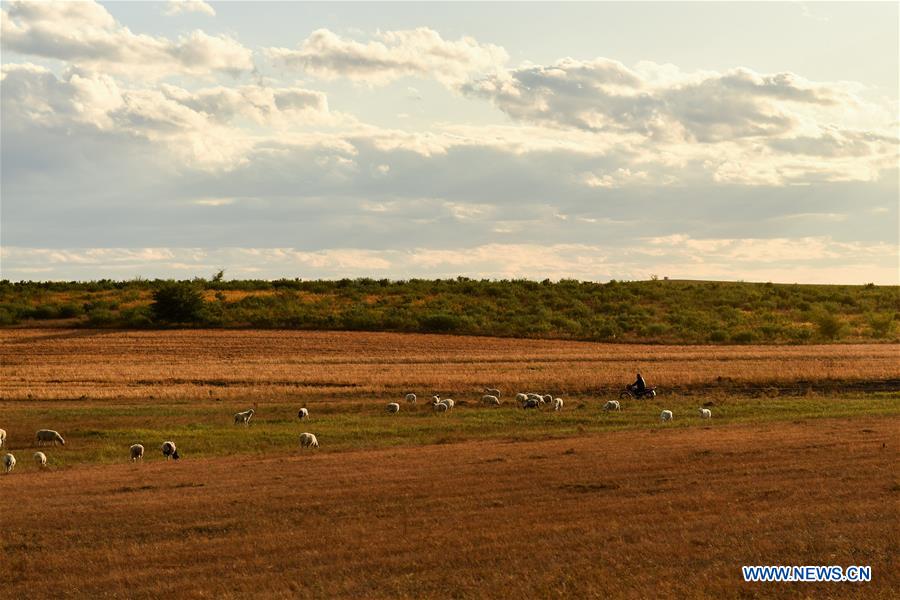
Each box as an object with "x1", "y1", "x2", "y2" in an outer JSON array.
[
  {"x1": 2, "y1": 277, "x2": 897, "y2": 343},
  {"x1": 1, "y1": 328, "x2": 898, "y2": 468},
  {"x1": 1, "y1": 328, "x2": 898, "y2": 597},
  {"x1": 1, "y1": 419, "x2": 897, "y2": 598}
]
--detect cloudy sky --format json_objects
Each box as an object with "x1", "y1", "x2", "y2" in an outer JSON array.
[{"x1": 1, "y1": 1, "x2": 897, "y2": 283}]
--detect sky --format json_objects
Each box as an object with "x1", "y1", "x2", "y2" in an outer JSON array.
[{"x1": 1, "y1": 1, "x2": 898, "y2": 283}]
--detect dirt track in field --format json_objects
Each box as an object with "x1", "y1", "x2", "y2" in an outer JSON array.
[
  {"x1": 1, "y1": 417, "x2": 897, "y2": 599},
  {"x1": 2, "y1": 328, "x2": 897, "y2": 401}
]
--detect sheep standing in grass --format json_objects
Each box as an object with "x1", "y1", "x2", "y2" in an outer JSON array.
[
  {"x1": 161, "y1": 441, "x2": 180, "y2": 460},
  {"x1": 553, "y1": 398, "x2": 564, "y2": 411},
  {"x1": 660, "y1": 410, "x2": 673, "y2": 422},
  {"x1": 35, "y1": 429, "x2": 65, "y2": 446},
  {"x1": 34, "y1": 452, "x2": 47, "y2": 468},
  {"x1": 699, "y1": 408, "x2": 712, "y2": 419},
  {"x1": 515, "y1": 393, "x2": 528, "y2": 405},
  {"x1": 298, "y1": 408, "x2": 309, "y2": 420},
  {"x1": 299, "y1": 433, "x2": 319, "y2": 449},
  {"x1": 386, "y1": 402, "x2": 401, "y2": 414},
  {"x1": 405, "y1": 393, "x2": 417, "y2": 404},
  {"x1": 604, "y1": 400, "x2": 621, "y2": 412},
  {"x1": 485, "y1": 388, "x2": 501, "y2": 398},
  {"x1": 481, "y1": 395, "x2": 501, "y2": 406},
  {"x1": 523, "y1": 398, "x2": 540, "y2": 410},
  {"x1": 3, "y1": 453, "x2": 15, "y2": 474},
  {"x1": 543, "y1": 394, "x2": 553, "y2": 405},
  {"x1": 130, "y1": 444, "x2": 144, "y2": 462},
  {"x1": 233, "y1": 408, "x2": 255, "y2": 426},
  {"x1": 442, "y1": 398, "x2": 455, "y2": 409},
  {"x1": 432, "y1": 399, "x2": 449, "y2": 413},
  {"x1": 0, "y1": 428, "x2": 6, "y2": 448}
]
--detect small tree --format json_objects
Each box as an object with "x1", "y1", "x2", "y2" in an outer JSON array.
[
  {"x1": 151, "y1": 282, "x2": 205, "y2": 324},
  {"x1": 815, "y1": 312, "x2": 844, "y2": 340}
]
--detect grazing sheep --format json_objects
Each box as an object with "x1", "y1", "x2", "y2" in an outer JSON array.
[
  {"x1": 0, "y1": 428, "x2": 6, "y2": 448},
  {"x1": 481, "y1": 395, "x2": 501, "y2": 406},
  {"x1": 35, "y1": 429, "x2": 65, "y2": 446},
  {"x1": 161, "y1": 441, "x2": 180, "y2": 460},
  {"x1": 543, "y1": 394, "x2": 553, "y2": 405},
  {"x1": 3, "y1": 453, "x2": 15, "y2": 474},
  {"x1": 523, "y1": 398, "x2": 540, "y2": 410},
  {"x1": 299, "y1": 432, "x2": 319, "y2": 449},
  {"x1": 233, "y1": 408, "x2": 255, "y2": 426},
  {"x1": 130, "y1": 444, "x2": 144, "y2": 462},
  {"x1": 386, "y1": 402, "x2": 401, "y2": 414},
  {"x1": 603, "y1": 400, "x2": 621, "y2": 412},
  {"x1": 34, "y1": 452, "x2": 47, "y2": 468},
  {"x1": 298, "y1": 408, "x2": 309, "y2": 420},
  {"x1": 553, "y1": 398, "x2": 564, "y2": 411},
  {"x1": 515, "y1": 393, "x2": 528, "y2": 405},
  {"x1": 485, "y1": 388, "x2": 501, "y2": 398},
  {"x1": 660, "y1": 410, "x2": 673, "y2": 422},
  {"x1": 405, "y1": 393, "x2": 417, "y2": 404},
  {"x1": 432, "y1": 399, "x2": 449, "y2": 413},
  {"x1": 442, "y1": 398, "x2": 455, "y2": 409},
  {"x1": 699, "y1": 408, "x2": 712, "y2": 419},
  {"x1": 526, "y1": 393, "x2": 542, "y2": 401}
]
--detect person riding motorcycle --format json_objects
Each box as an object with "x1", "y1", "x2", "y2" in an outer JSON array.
[{"x1": 628, "y1": 373, "x2": 646, "y2": 394}]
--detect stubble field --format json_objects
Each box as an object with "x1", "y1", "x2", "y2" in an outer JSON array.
[{"x1": 1, "y1": 328, "x2": 898, "y2": 598}]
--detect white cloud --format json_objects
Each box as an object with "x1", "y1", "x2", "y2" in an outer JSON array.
[
  {"x1": 3, "y1": 240, "x2": 896, "y2": 284},
  {"x1": 164, "y1": 1, "x2": 216, "y2": 17},
  {"x1": 1, "y1": 64, "x2": 336, "y2": 170},
  {"x1": 462, "y1": 59, "x2": 898, "y2": 184},
  {"x1": 193, "y1": 197, "x2": 237, "y2": 206},
  {"x1": 2, "y1": 0, "x2": 250, "y2": 79},
  {"x1": 266, "y1": 27, "x2": 508, "y2": 86},
  {"x1": 643, "y1": 234, "x2": 896, "y2": 264}
]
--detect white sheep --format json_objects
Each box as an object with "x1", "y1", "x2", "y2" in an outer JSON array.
[
  {"x1": 481, "y1": 395, "x2": 501, "y2": 406},
  {"x1": 443, "y1": 398, "x2": 455, "y2": 409},
  {"x1": 130, "y1": 444, "x2": 144, "y2": 462},
  {"x1": 233, "y1": 408, "x2": 255, "y2": 426},
  {"x1": 485, "y1": 387, "x2": 501, "y2": 398},
  {"x1": 298, "y1": 408, "x2": 309, "y2": 420},
  {"x1": 405, "y1": 393, "x2": 417, "y2": 404},
  {"x1": 0, "y1": 428, "x2": 6, "y2": 448},
  {"x1": 553, "y1": 398, "x2": 564, "y2": 411},
  {"x1": 603, "y1": 400, "x2": 621, "y2": 411},
  {"x1": 515, "y1": 393, "x2": 528, "y2": 405},
  {"x1": 34, "y1": 451, "x2": 47, "y2": 468},
  {"x1": 161, "y1": 441, "x2": 180, "y2": 460},
  {"x1": 35, "y1": 429, "x2": 65, "y2": 446},
  {"x1": 699, "y1": 408, "x2": 712, "y2": 419},
  {"x1": 299, "y1": 432, "x2": 319, "y2": 449},
  {"x1": 3, "y1": 453, "x2": 15, "y2": 474},
  {"x1": 660, "y1": 410, "x2": 673, "y2": 422},
  {"x1": 432, "y1": 399, "x2": 449, "y2": 413},
  {"x1": 526, "y1": 393, "x2": 543, "y2": 401},
  {"x1": 386, "y1": 402, "x2": 401, "y2": 414}
]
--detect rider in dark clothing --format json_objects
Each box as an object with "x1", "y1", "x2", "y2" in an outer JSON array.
[{"x1": 631, "y1": 373, "x2": 646, "y2": 394}]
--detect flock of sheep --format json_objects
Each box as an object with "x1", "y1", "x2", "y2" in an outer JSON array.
[{"x1": 1, "y1": 387, "x2": 711, "y2": 474}]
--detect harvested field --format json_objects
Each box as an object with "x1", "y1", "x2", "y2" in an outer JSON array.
[
  {"x1": 1, "y1": 328, "x2": 897, "y2": 597},
  {"x1": 2, "y1": 329, "x2": 898, "y2": 401},
  {"x1": 1, "y1": 418, "x2": 897, "y2": 598}
]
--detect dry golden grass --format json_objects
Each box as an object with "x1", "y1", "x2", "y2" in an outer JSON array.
[
  {"x1": 2, "y1": 329, "x2": 897, "y2": 401},
  {"x1": 1, "y1": 418, "x2": 897, "y2": 598}
]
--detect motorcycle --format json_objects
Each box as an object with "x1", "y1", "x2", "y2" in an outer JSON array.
[{"x1": 619, "y1": 385, "x2": 657, "y2": 400}]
